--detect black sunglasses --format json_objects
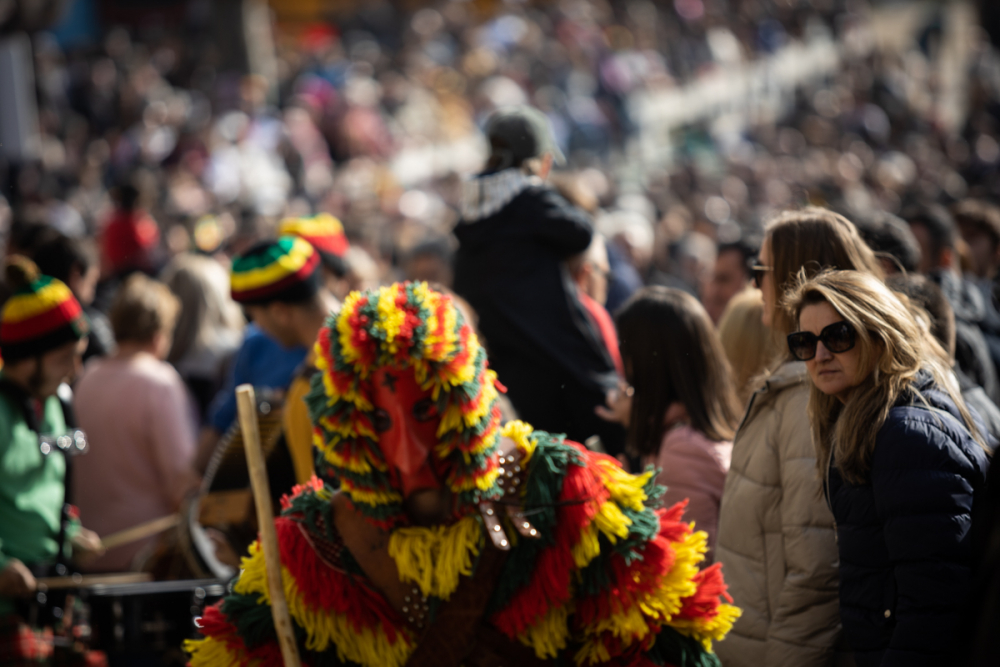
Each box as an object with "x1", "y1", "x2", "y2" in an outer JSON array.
[{"x1": 787, "y1": 321, "x2": 856, "y2": 361}]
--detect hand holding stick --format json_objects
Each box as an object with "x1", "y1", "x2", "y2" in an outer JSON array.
[{"x1": 236, "y1": 384, "x2": 302, "y2": 667}]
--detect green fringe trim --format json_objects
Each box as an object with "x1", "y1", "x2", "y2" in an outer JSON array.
[{"x1": 484, "y1": 432, "x2": 581, "y2": 616}]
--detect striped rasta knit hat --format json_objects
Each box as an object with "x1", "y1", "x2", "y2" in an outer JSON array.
[
  {"x1": 278, "y1": 213, "x2": 349, "y2": 259},
  {"x1": 1, "y1": 256, "x2": 88, "y2": 362},
  {"x1": 230, "y1": 236, "x2": 321, "y2": 304}
]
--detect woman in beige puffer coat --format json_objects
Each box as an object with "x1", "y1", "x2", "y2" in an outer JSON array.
[{"x1": 714, "y1": 208, "x2": 882, "y2": 667}]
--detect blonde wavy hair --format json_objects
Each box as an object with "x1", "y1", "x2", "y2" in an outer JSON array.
[
  {"x1": 784, "y1": 269, "x2": 983, "y2": 484},
  {"x1": 717, "y1": 287, "x2": 778, "y2": 405}
]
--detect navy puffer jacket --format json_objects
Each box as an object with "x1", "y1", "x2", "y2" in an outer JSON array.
[{"x1": 826, "y1": 372, "x2": 991, "y2": 667}]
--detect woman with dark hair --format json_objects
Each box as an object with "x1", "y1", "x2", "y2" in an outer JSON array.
[
  {"x1": 614, "y1": 286, "x2": 741, "y2": 562},
  {"x1": 715, "y1": 207, "x2": 883, "y2": 667},
  {"x1": 785, "y1": 269, "x2": 990, "y2": 666}
]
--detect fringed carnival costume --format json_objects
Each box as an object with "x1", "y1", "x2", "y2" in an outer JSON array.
[{"x1": 186, "y1": 282, "x2": 740, "y2": 667}]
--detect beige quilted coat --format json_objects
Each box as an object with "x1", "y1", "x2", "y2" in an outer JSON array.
[{"x1": 714, "y1": 361, "x2": 852, "y2": 667}]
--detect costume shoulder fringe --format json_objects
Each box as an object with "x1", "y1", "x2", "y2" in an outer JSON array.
[{"x1": 488, "y1": 421, "x2": 740, "y2": 666}]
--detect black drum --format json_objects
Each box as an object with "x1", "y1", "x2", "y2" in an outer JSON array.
[{"x1": 84, "y1": 579, "x2": 225, "y2": 667}]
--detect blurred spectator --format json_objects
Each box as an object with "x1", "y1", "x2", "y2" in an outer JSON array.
[
  {"x1": 569, "y1": 233, "x2": 623, "y2": 377},
  {"x1": 100, "y1": 182, "x2": 160, "y2": 279},
  {"x1": 604, "y1": 240, "x2": 644, "y2": 314},
  {"x1": 904, "y1": 204, "x2": 1000, "y2": 404},
  {"x1": 718, "y1": 287, "x2": 778, "y2": 406},
  {"x1": 454, "y1": 106, "x2": 623, "y2": 453},
  {"x1": 887, "y1": 273, "x2": 1000, "y2": 444},
  {"x1": 612, "y1": 286, "x2": 740, "y2": 563},
  {"x1": 228, "y1": 237, "x2": 339, "y2": 487},
  {"x1": 74, "y1": 273, "x2": 199, "y2": 572},
  {"x1": 851, "y1": 209, "x2": 921, "y2": 276},
  {"x1": 199, "y1": 324, "x2": 306, "y2": 470},
  {"x1": 952, "y1": 199, "x2": 1000, "y2": 378},
  {"x1": 0, "y1": 257, "x2": 103, "y2": 652},
  {"x1": 32, "y1": 233, "x2": 115, "y2": 362},
  {"x1": 161, "y1": 254, "x2": 244, "y2": 422},
  {"x1": 702, "y1": 238, "x2": 757, "y2": 324},
  {"x1": 953, "y1": 200, "x2": 1000, "y2": 280},
  {"x1": 403, "y1": 237, "x2": 454, "y2": 287}
]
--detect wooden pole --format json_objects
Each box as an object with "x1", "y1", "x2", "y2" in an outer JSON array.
[{"x1": 236, "y1": 384, "x2": 302, "y2": 667}]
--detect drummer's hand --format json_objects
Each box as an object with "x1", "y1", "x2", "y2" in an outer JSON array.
[
  {"x1": 71, "y1": 528, "x2": 106, "y2": 565},
  {"x1": 595, "y1": 382, "x2": 633, "y2": 427},
  {"x1": 206, "y1": 528, "x2": 241, "y2": 569},
  {"x1": 0, "y1": 559, "x2": 37, "y2": 598}
]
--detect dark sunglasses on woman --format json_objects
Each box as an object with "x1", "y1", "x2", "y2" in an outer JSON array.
[{"x1": 787, "y1": 321, "x2": 856, "y2": 361}]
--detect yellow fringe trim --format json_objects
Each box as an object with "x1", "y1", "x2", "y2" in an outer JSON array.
[
  {"x1": 575, "y1": 604, "x2": 654, "y2": 665},
  {"x1": 341, "y1": 479, "x2": 403, "y2": 506},
  {"x1": 570, "y1": 500, "x2": 633, "y2": 569},
  {"x1": 184, "y1": 636, "x2": 243, "y2": 667},
  {"x1": 595, "y1": 458, "x2": 651, "y2": 512},
  {"x1": 388, "y1": 515, "x2": 483, "y2": 599},
  {"x1": 519, "y1": 602, "x2": 572, "y2": 659},
  {"x1": 235, "y1": 542, "x2": 415, "y2": 667},
  {"x1": 593, "y1": 500, "x2": 632, "y2": 544},
  {"x1": 639, "y1": 529, "x2": 706, "y2": 622},
  {"x1": 573, "y1": 527, "x2": 708, "y2": 658},
  {"x1": 671, "y1": 603, "x2": 743, "y2": 652},
  {"x1": 501, "y1": 420, "x2": 537, "y2": 464},
  {"x1": 437, "y1": 378, "x2": 498, "y2": 437}
]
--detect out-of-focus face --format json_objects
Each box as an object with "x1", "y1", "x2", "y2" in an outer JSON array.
[
  {"x1": 759, "y1": 239, "x2": 775, "y2": 329},
  {"x1": 958, "y1": 222, "x2": 1000, "y2": 279},
  {"x1": 702, "y1": 248, "x2": 749, "y2": 324},
  {"x1": 15, "y1": 338, "x2": 87, "y2": 399},
  {"x1": 798, "y1": 301, "x2": 867, "y2": 402},
  {"x1": 245, "y1": 302, "x2": 299, "y2": 348},
  {"x1": 909, "y1": 222, "x2": 936, "y2": 274}
]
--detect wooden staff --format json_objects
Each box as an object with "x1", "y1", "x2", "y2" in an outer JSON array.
[{"x1": 236, "y1": 384, "x2": 302, "y2": 667}]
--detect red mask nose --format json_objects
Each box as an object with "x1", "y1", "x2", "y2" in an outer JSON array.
[{"x1": 371, "y1": 368, "x2": 442, "y2": 497}]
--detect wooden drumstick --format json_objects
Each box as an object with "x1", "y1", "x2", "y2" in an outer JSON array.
[
  {"x1": 100, "y1": 514, "x2": 180, "y2": 551},
  {"x1": 236, "y1": 384, "x2": 302, "y2": 667}
]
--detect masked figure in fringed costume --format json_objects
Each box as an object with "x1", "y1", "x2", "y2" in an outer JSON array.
[{"x1": 185, "y1": 282, "x2": 740, "y2": 667}]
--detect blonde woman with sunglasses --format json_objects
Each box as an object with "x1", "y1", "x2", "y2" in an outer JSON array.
[{"x1": 785, "y1": 269, "x2": 991, "y2": 667}]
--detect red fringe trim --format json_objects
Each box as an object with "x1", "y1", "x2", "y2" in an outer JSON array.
[
  {"x1": 274, "y1": 517, "x2": 406, "y2": 644},
  {"x1": 675, "y1": 562, "x2": 732, "y2": 622}
]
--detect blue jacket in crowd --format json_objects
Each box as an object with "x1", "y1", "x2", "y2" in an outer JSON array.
[{"x1": 827, "y1": 373, "x2": 991, "y2": 667}]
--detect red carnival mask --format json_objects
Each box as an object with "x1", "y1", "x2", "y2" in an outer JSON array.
[{"x1": 370, "y1": 367, "x2": 442, "y2": 497}]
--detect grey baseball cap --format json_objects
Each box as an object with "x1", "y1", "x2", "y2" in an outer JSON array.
[{"x1": 484, "y1": 105, "x2": 566, "y2": 170}]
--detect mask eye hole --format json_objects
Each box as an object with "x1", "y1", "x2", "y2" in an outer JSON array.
[
  {"x1": 373, "y1": 408, "x2": 393, "y2": 432},
  {"x1": 413, "y1": 398, "x2": 438, "y2": 423}
]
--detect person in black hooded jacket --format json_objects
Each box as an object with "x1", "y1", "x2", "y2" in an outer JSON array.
[
  {"x1": 785, "y1": 269, "x2": 991, "y2": 667},
  {"x1": 453, "y1": 106, "x2": 624, "y2": 454}
]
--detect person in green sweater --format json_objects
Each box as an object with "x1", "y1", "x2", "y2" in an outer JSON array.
[{"x1": 0, "y1": 256, "x2": 104, "y2": 661}]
